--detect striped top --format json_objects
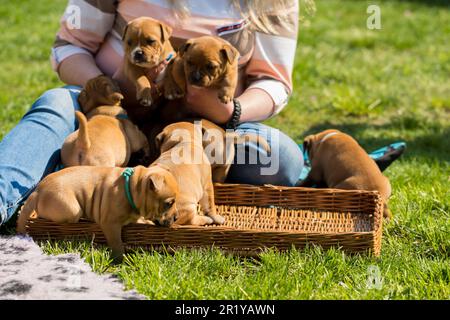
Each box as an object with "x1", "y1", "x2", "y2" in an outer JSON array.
[{"x1": 52, "y1": 0, "x2": 298, "y2": 116}]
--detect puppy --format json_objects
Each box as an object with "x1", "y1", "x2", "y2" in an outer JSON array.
[
  {"x1": 78, "y1": 75, "x2": 124, "y2": 114},
  {"x1": 123, "y1": 17, "x2": 175, "y2": 107},
  {"x1": 164, "y1": 36, "x2": 239, "y2": 103},
  {"x1": 191, "y1": 119, "x2": 271, "y2": 183},
  {"x1": 61, "y1": 107, "x2": 150, "y2": 167},
  {"x1": 151, "y1": 122, "x2": 225, "y2": 226},
  {"x1": 299, "y1": 129, "x2": 392, "y2": 219},
  {"x1": 16, "y1": 165, "x2": 179, "y2": 262}
]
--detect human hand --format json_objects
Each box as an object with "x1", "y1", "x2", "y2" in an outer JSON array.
[{"x1": 185, "y1": 85, "x2": 234, "y2": 124}]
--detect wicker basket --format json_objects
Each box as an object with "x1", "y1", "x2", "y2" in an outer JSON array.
[{"x1": 25, "y1": 183, "x2": 384, "y2": 256}]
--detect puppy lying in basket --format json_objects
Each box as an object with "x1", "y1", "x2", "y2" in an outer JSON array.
[
  {"x1": 16, "y1": 165, "x2": 179, "y2": 262},
  {"x1": 299, "y1": 129, "x2": 392, "y2": 219}
]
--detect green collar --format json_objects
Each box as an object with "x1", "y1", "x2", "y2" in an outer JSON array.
[
  {"x1": 121, "y1": 168, "x2": 138, "y2": 211},
  {"x1": 116, "y1": 114, "x2": 129, "y2": 120}
]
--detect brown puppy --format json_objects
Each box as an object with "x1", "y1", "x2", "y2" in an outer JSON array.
[
  {"x1": 151, "y1": 122, "x2": 225, "y2": 226},
  {"x1": 300, "y1": 129, "x2": 392, "y2": 218},
  {"x1": 191, "y1": 119, "x2": 271, "y2": 183},
  {"x1": 164, "y1": 36, "x2": 239, "y2": 103},
  {"x1": 78, "y1": 75, "x2": 124, "y2": 114},
  {"x1": 61, "y1": 107, "x2": 150, "y2": 167},
  {"x1": 123, "y1": 17, "x2": 174, "y2": 107},
  {"x1": 16, "y1": 166, "x2": 179, "y2": 262}
]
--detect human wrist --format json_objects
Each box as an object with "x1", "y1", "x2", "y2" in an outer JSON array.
[{"x1": 225, "y1": 99, "x2": 242, "y2": 130}]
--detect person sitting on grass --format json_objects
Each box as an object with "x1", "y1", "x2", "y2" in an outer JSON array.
[{"x1": 0, "y1": 0, "x2": 403, "y2": 226}]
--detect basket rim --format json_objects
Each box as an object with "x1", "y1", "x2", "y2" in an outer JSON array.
[
  {"x1": 213, "y1": 183, "x2": 382, "y2": 196},
  {"x1": 27, "y1": 218, "x2": 377, "y2": 235}
]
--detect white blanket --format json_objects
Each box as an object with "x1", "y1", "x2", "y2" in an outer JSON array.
[{"x1": 0, "y1": 235, "x2": 143, "y2": 300}]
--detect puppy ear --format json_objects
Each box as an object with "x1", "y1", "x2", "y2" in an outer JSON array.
[
  {"x1": 159, "y1": 22, "x2": 172, "y2": 43},
  {"x1": 155, "y1": 130, "x2": 166, "y2": 150},
  {"x1": 220, "y1": 45, "x2": 238, "y2": 64},
  {"x1": 110, "y1": 92, "x2": 124, "y2": 105},
  {"x1": 178, "y1": 40, "x2": 192, "y2": 57},
  {"x1": 104, "y1": 80, "x2": 124, "y2": 105},
  {"x1": 303, "y1": 135, "x2": 314, "y2": 158},
  {"x1": 78, "y1": 90, "x2": 90, "y2": 113},
  {"x1": 122, "y1": 22, "x2": 130, "y2": 41},
  {"x1": 149, "y1": 172, "x2": 165, "y2": 193}
]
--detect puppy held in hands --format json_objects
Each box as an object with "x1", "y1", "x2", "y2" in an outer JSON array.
[
  {"x1": 61, "y1": 106, "x2": 150, "y2": 167},
  {"x1": 17, "y1": 165, "x2": 179, "y2": 262},
  {"x1": 164, "y1": 36, "x2": 239, "y2": 103},
  {"x1": 300, "y1": 129, "x2": 392, "y2": 219},
  {"x1": 151, "y1": 122, "x2": 225, "y2": 226},
  {"x1": 123, "y1": 17, "x2": 175, "y2": 107}
]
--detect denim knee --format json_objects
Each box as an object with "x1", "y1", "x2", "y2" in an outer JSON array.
[
  {"x1": 267, "y1": 128, "x2": 304, "y2": 186},
  {"x1": 26, "y1": 86, "x2": 82, "y2": 134},
  {"x1": 227, "y1": 123, "x2": 304, "y2": 187}
]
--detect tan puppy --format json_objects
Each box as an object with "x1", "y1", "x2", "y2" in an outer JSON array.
[
  {"x1": 17, "y1": 166, "x2": 179, "y2": 262},
  {"x1": 191, "y1": 119, "x2": 271, "y2": 183},
  {"x1": 78, "y1": 75, "x2": 124, "y2": 114},
  {"x1": 123, "y1": 17, "x2": 174, "y2": 107},
  {"x1": 151, "y1": 122, "x2": 225, "y2": 226},
  {"x1": 300, "y1": 129, "x2": 392, "y2": 218},
  {"x1": 164, "y1": 36, "x2": 239, "y2": 103},
  {"x1": 61, "y1": 107, "x2": 150, "y2": 167}
]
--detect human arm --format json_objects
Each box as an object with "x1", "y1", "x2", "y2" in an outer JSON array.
[
  {"x1": 58, "y1": 54, "x2": 103, "y2": 87},
  {"x1": 185, "y1": 3, "x2": 299, "y2": 124},
  {"x1": 51, "y1": 0, "x2": 117, "y2": 86},
  {"x1": 185, "y1": 86, "x2": 275, "y2": 124}
]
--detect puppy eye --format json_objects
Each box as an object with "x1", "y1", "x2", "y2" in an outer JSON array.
[
  {"x1": 127, "y1": 39, "x2": 132, "y2": 46},
  {"x1": 146, "y1": 38, "x2": 156, "y2": 45},
  {"x1": 207, "y1": 63, "x2": 216, "y2": 71},
  {"x1": 164, "y1": 198, "x2": 175, "y2": 209}
]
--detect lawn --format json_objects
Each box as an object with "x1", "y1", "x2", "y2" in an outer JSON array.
[{"x1": 0, "y1": 0, "x2": 449, "y2": 299}]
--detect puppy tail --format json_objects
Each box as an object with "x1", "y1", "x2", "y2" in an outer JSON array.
[
  {"x1": 75, "y1": 111, "x2": 91, "y2": 151},
  {"x1": 383, "y1": 202, "x2": 392, "y2": 221},
  {"x1": 16, "y1": 192, "x2": 38, "y2": 234},
  {"x1": 227, "y1": 132, "x2": 271, "y2": 154}
]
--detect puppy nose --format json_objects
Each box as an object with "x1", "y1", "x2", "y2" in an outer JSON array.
[
  {"x1": 191, "y1": 71, "x2": 201, "y2": 83},
  {"x1": 155, "y1": 216, "x2": 174, "y2": 227},
  {"x1": 162, "y1": 217, "x2": 173, "y2": 227},
  {"x1": 133, "y1": 50, "x2": 145, "y2": 61}
]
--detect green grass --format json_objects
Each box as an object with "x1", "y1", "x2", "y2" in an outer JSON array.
[{"x1": 1, "y1": 0, "x2": 449, "y2": 299}]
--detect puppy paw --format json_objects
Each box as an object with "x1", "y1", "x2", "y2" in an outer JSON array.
[
  {"x1": 189, "y1": 215, "x2": 214, "y2": 226},
  {"x1": 137, "y1": 87, "x2": 153, "y2": 107},
  {"x1": 136, "y1": 217, "x2": 155, "y2": 225},
  {"x1": 164, "y1": 85, "x2": 185, "y2": 100},
  {"x1": 218, "y1": 91, "x2": 233, "y2": 104},
  {"x1": 209, "y1": 214, "x2": 225, "y2": 225}
]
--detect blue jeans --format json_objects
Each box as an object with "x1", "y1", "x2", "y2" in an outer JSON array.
[{"x1": 0, "y1": 87, "x2": 304, "y2": 225}]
